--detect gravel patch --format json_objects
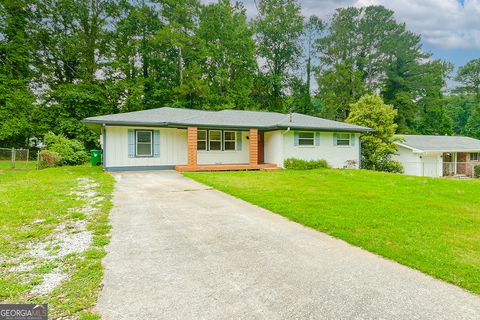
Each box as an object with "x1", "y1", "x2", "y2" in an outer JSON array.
[
  {"x1": 30, "y1": 268, "x2": 69, "y2": 296},
  {"x1": 5, "y1": 177, "x2": 103, "y2": 297}
]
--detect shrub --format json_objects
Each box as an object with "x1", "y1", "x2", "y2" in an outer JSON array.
[
  {"x1": 376, "y1": 160, "x2": 404, "y2": 174},
  {"x1": 284, "y1": 158, "x2": 329, "y2": 170},
  {"x1": 474, "y1": 164, "x2": 480, "y2": 178},
  {"x1": 38, "y1": 150, "x2": 61, "y2": 169},
  {"x1": 43, "y1": 132, "x2": 89, "y2": 166}
]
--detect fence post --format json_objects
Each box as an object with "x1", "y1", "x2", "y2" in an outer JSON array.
[
  {"x1": 36, "y1": 151, "x2": 40, "y2": 170},
  {"x1": 11, "y1": 147, "x2": 15, "y2": 169}
]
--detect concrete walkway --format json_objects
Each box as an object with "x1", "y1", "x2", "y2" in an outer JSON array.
[{"x1": 97, "y1": 171, "x2": 480, "y2": 320}]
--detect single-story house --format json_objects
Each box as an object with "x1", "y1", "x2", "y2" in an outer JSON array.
[
  {"x1": 82, "y1": 107, "x2": 372, "y2": 171},
  {"x1": 393, "y1": 134, "x2": 480, "y2": 178}
]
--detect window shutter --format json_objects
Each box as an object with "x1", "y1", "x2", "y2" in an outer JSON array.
[
  {"x1": 351, "y1": 134, "x2": 355, "y2": 146},
  {"x1": 333, "y1": 133, "x2": 338, "y2": 146},
  {"x1": 294, "y1": 132, "x2": 299, "y2": 146},
  {"x1": 236, "y1": 131, "x2": 242, "y2": 151},
  {"x1": 128, "y1": 129, "x2": 135, "y2": 158},
  {"x1": 153, "y1": 130, "x2": 160, "y2": 157},
  {"x1": 315, "y1": 132, "x2": 320, "y2": 146}
]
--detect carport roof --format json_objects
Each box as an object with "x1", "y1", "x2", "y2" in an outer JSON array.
[
  {"x1": 82, "y1": 107, "x2": 372, "y2": 132},
  {"x1": 396, "y1": 134, "x2": 480, "y2": 152}
]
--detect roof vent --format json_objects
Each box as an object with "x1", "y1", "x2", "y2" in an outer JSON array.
[{"x1": 289, "y1": 113, "x2": 293, "y2": 122}]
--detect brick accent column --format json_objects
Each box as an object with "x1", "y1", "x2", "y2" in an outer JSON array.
[
  {"x1": 187, "y1": 127, "x2": 197, "y2": 167},
  {"x1": 249, "y1": 128, "x2": 258, "y2": 165}
]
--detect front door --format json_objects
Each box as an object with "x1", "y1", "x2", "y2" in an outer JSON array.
[{"x1": 257, "y1": 131, "x2": 264, "y2": 164}]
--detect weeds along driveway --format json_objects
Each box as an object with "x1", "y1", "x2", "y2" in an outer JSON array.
[{"x1": 97, "y1": 171, "x2": 480, "y2": 320}]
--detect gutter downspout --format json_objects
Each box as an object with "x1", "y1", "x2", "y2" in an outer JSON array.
[{"x1": 358, "y1": 135, "x2": 362, "y2": 169}]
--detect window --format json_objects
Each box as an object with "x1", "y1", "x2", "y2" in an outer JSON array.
[
  {"x1": 209, "y1": 130, "x2": 222, "y2": 151},
  {"x1": 298, "y1": 132, "x2": 314, "y2": 146},
  {"x1": 223, "y1": 131, "x2": 236, "y2": 150},
  {"x1": 197, "y1": 130, "x2": 207, "y2": 151},
  {"x1": 471, "y1": 153, "x2": 478, "y2": 161},
  {"x1": 136, "y1": 130, "x2": 152, "y2": 156},
  {"x1": 336, "y1": 133, "x2": 351, "y2": 146}
]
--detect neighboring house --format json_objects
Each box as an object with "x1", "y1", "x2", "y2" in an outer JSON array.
[
  {"x1": 82, "y1": 107, "x2": 372, "y2": 171},
  {"x1": 393, "y1": 134, "x2": 480, "y2": 178}
]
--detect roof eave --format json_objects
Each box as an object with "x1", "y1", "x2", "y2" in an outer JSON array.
[{"x1": 274, "y1": 125, "x2": 373, "y2": 132}]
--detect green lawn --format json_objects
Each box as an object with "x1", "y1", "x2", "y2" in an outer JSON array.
[
  {"x1": 0, "y1": 165, "x2": 114, "y2": 319},
  {"x1": 0, "y1": 160, "x2": 36, "y2": 170},
  {"x1": 185, "y1": 169, "x2": 480, "y2": 294}
]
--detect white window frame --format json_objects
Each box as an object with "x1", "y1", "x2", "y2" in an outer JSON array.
[
  {"x1": 197, "y1": 129, "x2": 207, "y2": 151},
  {"x1": 136, "y1": 130, "x2": 153, "y2": 157},
  {"x1": 298, "y1": 131, "x2": 314, "y2": 146},
  {"x1": 223, "y1": 131, "x2": 236, "y2": 151},
  {"x1": 336, "y1": 133, "x2": 351, "y2": 146},
  {"x1": 471, "y1": 152, "x2": 478, "y2": 161},
  {"x1": 209, "y1": 130, "x2": 222, "y2": 151}
]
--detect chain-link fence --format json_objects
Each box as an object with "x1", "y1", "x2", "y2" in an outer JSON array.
[{"x1": 0, "y1": 147, "x2": 34, "y2": 169}]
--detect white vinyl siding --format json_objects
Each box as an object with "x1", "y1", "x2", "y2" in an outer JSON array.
[
  {"x1": 105, "y1": 126, "x2": 187, "y2": 168},
  {"x1": 283, "y1": 131, "x2": 360, "y2": 169}
]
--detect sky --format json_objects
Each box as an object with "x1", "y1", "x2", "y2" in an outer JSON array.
[{"x1": 202, "y1": 0, "x2": 480, "y2": 70}]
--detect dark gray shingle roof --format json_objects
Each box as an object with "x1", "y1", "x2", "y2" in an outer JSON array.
[
  {"x1": 83, "y1": 107, "x2": 371, "y2": 132},
  {"x1": 396, "y1": 134, "x2": 480, "y2": 152}
]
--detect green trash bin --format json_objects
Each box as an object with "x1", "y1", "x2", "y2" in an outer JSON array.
[{"x1": 90, "y1": 149, "x2": 102, "y2": 166}]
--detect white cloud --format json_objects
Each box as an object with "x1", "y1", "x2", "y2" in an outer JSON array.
[
  {"x1": 202, "y1": 0, "x2": 480, "y2": 50},
  {"x1": 348, "y1": 0, "x2": 480, "y2": 49}
]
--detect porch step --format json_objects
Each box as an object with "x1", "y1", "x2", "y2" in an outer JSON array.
[{"x1": 453, "y1": 174, "x2": 471, "y2": 180}]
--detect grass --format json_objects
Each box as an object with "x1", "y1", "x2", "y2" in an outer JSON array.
[
  {"x1": 0, "y1": 165, "x2": 114, "y2": 319},
  {"x1": 0, "y1": 160, "x2": 36, "y2": 170},
  {"x1": 185, "y1": 169, "x2": 480, "y2": 295}
]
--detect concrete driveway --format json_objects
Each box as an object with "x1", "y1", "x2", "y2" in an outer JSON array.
[{"x1": 97, "y1": 171, "x2": 480, "y2": 319}]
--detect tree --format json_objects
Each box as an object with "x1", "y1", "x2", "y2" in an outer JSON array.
[
  {"x1": 464, "y1": 111, "x2": 480, "y2": 139},
  {"x1": 254, "y1": 0, "x2": 304, "y2": 111},
  {"x1": 196, "y1": 0, "x2": 257, "y2": 109},
  {"x1": 30, "y1": 0, "x2": 119, "y2": 147},
  {"x1": 346, "y1": 94, "x2": 402, "y2": 172},
  {"x1": 299, "y1": 15, "x2": 324, "y2": 115},
  {"x1": 456, "y1": 58, "x2": 480, "y2": 111},
  {"x1": 147, "y1": 0, "x2": 202, "y2": 108},
  {"x1": 444, "y1": 95, "x2": 474, "y2": 135},
  {"x1": 0, "y1": 0, "x2": 35, "y2": 147},
  {"x1": 315, "y1": 5, "x2": 449, "y2": 134},
  {"x1": 414, "y1": 60, "x2": 453, "y2": 135},
  {"x1": 107, "y1": 0, "x2": 163, "y2": 112}
]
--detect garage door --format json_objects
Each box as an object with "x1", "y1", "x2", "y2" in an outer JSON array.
[{"x1": 422, "y1": 155, "x2": 439, "y2": 177}]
